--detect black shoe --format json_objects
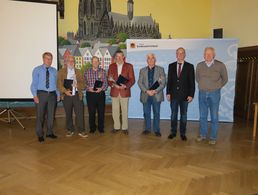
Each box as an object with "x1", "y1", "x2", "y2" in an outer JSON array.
[
  {"x1": 181, "y1": 135, "x2": 187, "y2": 141},
  {"x1": 99, "y1": 130, "x2": 105, "y2": 133},
  {"x1": 142, "y1": 130, "x2": 151, "y2": 135},
  {"x1": 111, "y1": 129, "x2": 119, "y2": 133},
  {"x1": 38, "y1": 136, "x2": 44, "y2": 143},
  {"x1": 155, "y1": 132, "x2": 161, "y2": 137},
  {"x1": 122, "y1": 130, "x2": 129, "y2": 135},
  {"x1": 89, "y1": 130, "x2": 96, "y2": 134},
  {"x1": 168, "y1": 134, "x2": 176, "y2": 139},
  {"x1": 46, "y1": 134, "x2": 57, "y2": 139}
]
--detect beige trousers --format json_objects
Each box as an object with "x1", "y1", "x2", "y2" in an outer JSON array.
[{"x1": 111, "y1": 96, "x2": 129, "y2": 130}]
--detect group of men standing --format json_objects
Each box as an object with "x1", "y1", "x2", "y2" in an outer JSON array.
[{"x1": 31, "y1": 47, "x2": 228, "y2": 145}]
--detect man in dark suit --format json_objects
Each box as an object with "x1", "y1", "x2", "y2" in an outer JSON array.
[{"x1": 166, "y1": 47, "x2": 195, "y2": 141}]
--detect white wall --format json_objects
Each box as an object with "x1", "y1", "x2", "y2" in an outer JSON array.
[{"x1": 0, "y1": 0, "x2": 58, "y2": 99}]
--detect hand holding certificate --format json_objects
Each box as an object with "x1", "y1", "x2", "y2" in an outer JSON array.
[
  {"x1": 149, "y1": 80, "x2": 160, "y2": 90},
  {"x1": 147, "y1": 75, "x2": 163, "y2": 96},
  {"x1": 93, "y1": 80, "x2": 103, "y2": 91},
  {"x1": 108, "y1": 75, "x2": 128, "y2": 89},
  {"x1": 116, "y1": 75, "x2": 129, "y2": 86},
  {"x1": 64, "y1": 79, "x2": 73, "y2": 91}
]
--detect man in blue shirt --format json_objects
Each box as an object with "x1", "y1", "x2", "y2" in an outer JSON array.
[{"x1": 30, "y1": 52, "x2": 59, "y2": 143}]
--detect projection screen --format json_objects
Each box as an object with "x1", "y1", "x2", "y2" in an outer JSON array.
[{"x1": 0, "y1": 0, "x2": 58, "y2": 99}]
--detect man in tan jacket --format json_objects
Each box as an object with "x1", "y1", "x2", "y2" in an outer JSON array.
[{"x1": 57, "y1": 55, "x2": 87, "y2": 138}]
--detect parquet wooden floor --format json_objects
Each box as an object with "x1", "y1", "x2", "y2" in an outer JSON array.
[{"x1": 0, "y1": 115, "x2": 258, "y2": 195}]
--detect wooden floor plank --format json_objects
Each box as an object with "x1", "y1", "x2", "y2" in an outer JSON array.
[{"x1": 0, "y1": 116, "x2": 258, "y2": 194}]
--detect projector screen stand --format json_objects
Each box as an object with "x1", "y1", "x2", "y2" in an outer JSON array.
[{"x1": 0, "y1": 104, "x2": 26, "y2": 129}]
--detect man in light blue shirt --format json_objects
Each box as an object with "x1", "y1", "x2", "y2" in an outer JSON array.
[{"x1": 30, "y1": 52, "x2": 59, "y2": 143}]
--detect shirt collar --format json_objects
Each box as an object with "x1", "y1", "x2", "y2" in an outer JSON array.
[
  {"x1": 205, "y1": 59, "x2": 214, "y2": 67},
  {"x1": 43, "y1": 64, "x2": 50, "y2": 69},
  {"x1": 177, "y1": 61, "x2": 184, "y2": 65},
  {"x1": 148, "y1": 65, "x2": 155, "y2": 71},
  {"x1": 116, "y1": 62, "x2": 124, "y2": 66},
  {"x1": 92, "y1": 67, "x2": 99, "y2": 72},
  {"x1": 67, "y1": 66, "x2": 75, "y2": 71}
]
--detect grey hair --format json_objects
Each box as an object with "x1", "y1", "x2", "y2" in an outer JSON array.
[
  {"x1": 204, "y1": 47, "x2": 216, "y2": 57},
  {"x1": 146, "y1": 53, "x2": 156, "y2": 60}
]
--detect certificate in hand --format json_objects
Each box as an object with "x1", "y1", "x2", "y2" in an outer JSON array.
[
  {"x1": 93, "y1": 80, "x2": 103, "y2": 91},
  {"x1": 149, "y1": 81, "x2": 160, "y2": 90},
  {"x1": 64, "y1": 79, "x2": 73, "y2": 90},
  {"x1": 116, "y1": 75, "x2": 129, "y2": 86}
]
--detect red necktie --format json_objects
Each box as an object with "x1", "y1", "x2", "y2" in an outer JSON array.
[{"x1": 178, "y1": 63, "x2": 182, "y2": 77}]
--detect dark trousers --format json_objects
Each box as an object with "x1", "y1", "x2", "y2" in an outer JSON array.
[
  {"x1": 35, "y1": 91, "x2": 57, "y2": 137},
  {"x1": 86, "y1": 91, "x2": 105, "y2": 132},
  {"x1": 170, "y1": 99, "x2": 188, "y2": 136},
  {"x1": 63, "y1": 93, "x2": 85, "y2": 132}
]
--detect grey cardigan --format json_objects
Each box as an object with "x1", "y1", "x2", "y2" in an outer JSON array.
[{"x1": 137, "y1": 65, "x2": 166, "y2": 103}]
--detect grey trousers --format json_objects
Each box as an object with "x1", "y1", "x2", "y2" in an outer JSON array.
[
  {"x1": 35, "y1": 91, "x2": 57, "y2": 137},
  {"x1": 62, "y1": 93, "x2": 85, "y2": 132}
]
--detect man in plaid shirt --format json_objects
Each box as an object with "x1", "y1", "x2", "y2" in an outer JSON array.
[{"x1": 84, "y1": 56, "x2": 108, "y2": 133}]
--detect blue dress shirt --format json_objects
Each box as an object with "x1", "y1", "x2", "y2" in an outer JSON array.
[{"x1": 30, "y1": 64, "x2": 59, "y2": 97}]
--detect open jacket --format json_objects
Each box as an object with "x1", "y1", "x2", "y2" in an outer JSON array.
[
  {"x1": 107, "y1": 62, "x2": 135, "y2": 98},
  {"x1": 57, "y1": 67, "x2": 85, "y2": 100},
  {"x1": 138, "y1": 65, "x2": 166, "y2": 103}
]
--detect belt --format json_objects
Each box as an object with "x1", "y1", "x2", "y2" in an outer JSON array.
[
  {"x1": 86, "y1": 91, "x2": 104, "y2": 94},
  {"x1": 37, "y1": 90, "x2": 56, "y2": 94}
]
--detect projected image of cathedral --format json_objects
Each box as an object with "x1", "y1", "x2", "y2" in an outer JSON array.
[{"x1": 77, "y1": 0, "x2": 161, "y2": 40}]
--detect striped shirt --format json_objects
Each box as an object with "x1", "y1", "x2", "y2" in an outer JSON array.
[{"x1": 84, "y1": 68, "x2": 108, "y2": 91}]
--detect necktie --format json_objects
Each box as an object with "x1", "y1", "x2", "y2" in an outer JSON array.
[
  {"x1": 178, "y1": 63, "x2": 182, "y2": 77},
  {"x1": 46, "y1": 67, "x2": 49, "y2": 89}
]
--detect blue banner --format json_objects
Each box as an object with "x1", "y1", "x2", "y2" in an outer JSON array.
[{"x1": 126, "y1": 39, "x2": 238, "y2": 122}]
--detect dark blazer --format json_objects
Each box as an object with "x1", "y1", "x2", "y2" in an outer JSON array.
[
  {"x1": 107, "y1": 62, "x2": 135, "y2": 98},
  {"x1": 166, "y1": 61, "x2": 195, "y2": 101}
]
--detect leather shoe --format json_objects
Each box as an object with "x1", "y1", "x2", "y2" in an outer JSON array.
[
  {"x1": 46, "y1": 134, "x2": 57, "y2": 139},
  {"x1": 155, "y1": 132, "x2": 161, "y2": 137},
  {"x1": 142, "y1": 130, "x2": 151, "y2": 135},
  {"x1": 111, "y1": 129, "x2": 119, "y2": 133},
  {"x1": 181, "y1": 135, "x2": 187, "y2": 141},
  {"x1": 168, "y1": 134, "x2": 176, "y2": 139},
  {"x1": 123, "y1": 130, "x2": 129, "y2": 135},
  {"x1": 38, "y1": 136, "x2": 44, "y2": 143}
]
